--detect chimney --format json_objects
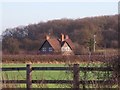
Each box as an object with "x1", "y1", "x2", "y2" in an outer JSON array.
[
  {"x1": 61, "y1": 33, "x2": 65, "y2": 42},
  {"x1": 46, "y1": 35, "x2": 50, "y2": 40},
  {"x1": 65, "y1": 35, "x2": 69, "y2": 40}
]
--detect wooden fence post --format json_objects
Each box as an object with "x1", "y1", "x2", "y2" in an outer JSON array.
[
  {"x1": 26, "y1": 64, "x2": 32, "y2": 90},
  {"x1": 73, "y1": 64, "x2": 79, "y2": 90}
]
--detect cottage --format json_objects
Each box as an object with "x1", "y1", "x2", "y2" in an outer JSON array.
[{"x1": 39, "y1": 34, "x2": 74, "y2": 55}]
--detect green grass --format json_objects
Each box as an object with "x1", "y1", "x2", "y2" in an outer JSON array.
[{"x1": 2, "y1": 63, "x2": 112, "y2": 88}]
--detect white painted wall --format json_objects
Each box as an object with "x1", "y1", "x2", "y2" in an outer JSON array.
[{"x1": 61, "y1": 42, "x2": 73, "y2": 55}]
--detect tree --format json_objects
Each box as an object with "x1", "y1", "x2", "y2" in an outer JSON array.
[
  {"x1": 2, "y1": 14, "x2": 118, "y2": 54},
  {"x1": 2, "y1": 37, "x2": 20, "y2": 54},
  {"x1": 87, "y1": 38, "x2": 94, "y2": 52}
]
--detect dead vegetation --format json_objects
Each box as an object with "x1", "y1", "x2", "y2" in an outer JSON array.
[{"x1": 2, "y1": 54, "x2": 118, "y2": 64}]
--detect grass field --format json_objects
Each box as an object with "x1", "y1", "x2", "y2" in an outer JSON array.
[{"x1": 2, "y1": 63, "x2": 112, "y2": 88}]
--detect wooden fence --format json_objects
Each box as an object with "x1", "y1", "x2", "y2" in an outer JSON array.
[{"x1": 2, "y1": 64, "x2": 120, "y2": 90}]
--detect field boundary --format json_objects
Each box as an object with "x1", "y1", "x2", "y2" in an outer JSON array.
[
  {"x1": 2, "y1": 54, "x2": 118, "y2": 63},
  {"x1": 1, "y1": 64, "x2": 120, "y2": 90}
]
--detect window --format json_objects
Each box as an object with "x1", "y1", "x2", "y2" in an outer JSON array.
[
  {"x1": 61, "y1": 47, "x2": 71, "y2": 52},
  {"x1": 61, "y1": 47, "x2": 66, "y2": 51},
  {"x1": 49, "y1": 47, "x2": 53, "y2": 52},
  {"x1": 42, "y1": 47, "x2": 46, "y2": 52}
]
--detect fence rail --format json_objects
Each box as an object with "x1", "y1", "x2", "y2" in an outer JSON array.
[
  {"x1": 1, "y1": 64, "x2": 119, "y2": 90},
  {"x1": 2, "y1": 67, "x2": 113, "y2": 71},
  {"x1": 2, "y1": 80, "x2": 116, "y2": 84}
]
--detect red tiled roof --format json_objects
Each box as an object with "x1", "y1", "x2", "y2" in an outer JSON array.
[
  {"x1": 61, "y1": 39, "x2": 75, "y2": 50},
  {"x1": 65, "y1": 39, "x2": 75, "y2": 49},
  {"x1": 47, "y1": 38, "x2": 61, "y2": 51}
]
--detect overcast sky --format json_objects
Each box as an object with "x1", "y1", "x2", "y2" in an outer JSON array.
[{"x1": 0, "y1": 1, "x2": 118, "y2": 35}]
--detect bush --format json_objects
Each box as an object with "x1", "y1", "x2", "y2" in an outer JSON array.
[{"x1": 74, "y1": 45, "x2": 89, "y2": 55}]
